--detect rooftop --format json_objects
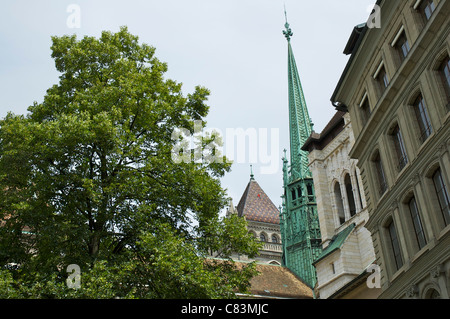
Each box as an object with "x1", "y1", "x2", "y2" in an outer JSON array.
[
  {"x1": 236, "y1": 261, "x2": 314, "y2": 299},
  {"x1": 236, "y1": 178, "x2": 280, "y2": 225}
]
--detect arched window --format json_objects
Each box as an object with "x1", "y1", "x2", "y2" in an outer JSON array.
[
  {"x1": 412, "y1": 94, "x2": 433, "y2": 143},
  {"x1": 354, "y1": 168, "x2": 364, "y2": 210},
  {"x1": 272, "y1": 235, "x2": 278, "y2": 244},
  {"x1": 407, "y1": 196, "x2": 427, "y2": 250},
  {"x1": 334, "y1": 182, "x2": 345, "y2": 225},
  {"x1": 425, "y1": 288, "x2": 441, "y2": 299},
  {"x1": 386, "y1": 219, "x2": 403, "y2": 271},
  {"x1": 372, "y1": 151, "x2": 388, "y2": 196},
  {"x1": 260, "y1": 233, "x2": 266, "y2": 242},
  {"x1": 390, "y1": 124, "x2": 408, "y2": 172},
  {"x1": 344, "y1": 174, "x2": 356, "y2": 217},
  {"x1": 437, "y1": 54, "x2": 450, "y2": 106},
  {"x1": 432, "y1": 168, "x2": 450, "y2": 226}
]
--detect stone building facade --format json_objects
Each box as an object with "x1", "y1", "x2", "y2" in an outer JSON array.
[
  {"x1": 303, "y1": 111, "x2": 381, "y2": 299},
  {"x1": 331, "y1": 0, "x2": 450, "y2": 299}
]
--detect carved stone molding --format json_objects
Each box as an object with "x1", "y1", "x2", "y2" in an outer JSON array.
[
  {"x1": 390, "y1": 199, "x2": 399, "y2": 211},
  {"x1": 438, "y1": 142, "x2": 447, "y2": 156},
  {"x1": 411, "y1": 173, "x2": 421, "y2": 187},
  {"x1": 405, "y1": 284, "x2": 419, "y2": 298},
  {"x1": 430, "y1": 264, "x2": 445, "y2": 279}
]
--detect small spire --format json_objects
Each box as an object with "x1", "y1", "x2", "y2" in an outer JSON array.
[
  {"x1": 283, "y1": 5, "x2": 293, "y2": 41},
  {"x1": 250, "y1": 165, "x2": 255, "y2": 181}
]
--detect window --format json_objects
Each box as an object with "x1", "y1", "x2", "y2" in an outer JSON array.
[
  {"x1": 433, "y1": 168, "x2": 450, "y2": 226},
  {"x1": 408, "y1": 197, "x2": 427, "y2": 250},
  {"x1": 272, "y1": 235, "x2": 278, "y2": 244},
  {"x1": 417, "y1": 0, "x2": 436, "y2": 21},
  {"x1": 375, "y1": 65, "x2": 389, "y2": 91},
  {"x1": 413, "y1": 94, "x2": 433, "y2": 143},
  {"x1": 344, "y1": 174, "x2": 357, "y2": 217},
  {"x1": 360, "y1": 95, "x2": 372, "y2": 125},
  {"x1": 260, "y1": 233, "x2": 266, "y2": 242},
  {"x1": 391, "y1": 125, "x2": 408, "y2": 172},
  {"x1": 307, "y1": 184, "x2": 314, "y2": 202},
  {"x1": 355, "y1": 169, "x2": 364, "y2": 210},
  {"x1": 393, "y1": 30, "x2": 410, "y2": 63},
  {"x1": 387, "y1": 220, "x2": 403, "y2": 271},
  {"x1": 291, "y1": 189, "x2": 297, "y2": 201},
  {"x1": 334, "y1": 182, "x2": 345, "y2": 225},
  {"x1": 297, "y1": 187, "x2": 302, "y2": 198},
  {"x1": 425, "y1": 289, "x2": 441, "y2": 299},
  {"x1": 373, "y1": 152, "x2": 388, "y2": 196},
  {"x1": 438, "y1": 55, "x2": 450, "y2": 105}
]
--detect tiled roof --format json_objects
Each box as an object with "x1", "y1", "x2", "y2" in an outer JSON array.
[
  {"x1": 236, "y1": 180, "x2": 280, "y2": 225},
  {"x1": 238, "y1": 262, "x2": 313, "y2": 299}
]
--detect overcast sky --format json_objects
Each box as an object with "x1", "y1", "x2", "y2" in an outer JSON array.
[{"x1": 0, "y1": 0, "x2": 374, "y2": 212}]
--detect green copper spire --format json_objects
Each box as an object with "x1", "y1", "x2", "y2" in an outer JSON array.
[
  {"x1": 284, "y1": 16, "x2": 313, "y2": 181},
  {"x1": 280, "y1": 13, "x2": 322, "y2": 291}
]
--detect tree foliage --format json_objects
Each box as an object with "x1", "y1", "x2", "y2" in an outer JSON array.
[{"x1": 0, "y1": 27, "x2": 260, "y2": 299}]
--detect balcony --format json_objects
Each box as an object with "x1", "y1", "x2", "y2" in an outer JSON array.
[{"x1": 262, "y1": 242, "x2": 283, "y2": 253}]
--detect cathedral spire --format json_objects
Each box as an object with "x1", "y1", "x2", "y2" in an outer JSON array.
[
  {"x1": 280, "y1": 13, "x2": 322, "y2": 290},
  {"x1": 284, "y1": 14, "x2": 313, "y2": 181}
]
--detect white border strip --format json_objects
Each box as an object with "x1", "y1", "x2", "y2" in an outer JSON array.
[
  {"x1": 373, "y1": 61, "x2": 385, "y2": 79},
  {"x1": 391, "y1": 25, "x2": 405, "y2": 47},
  {"x1": 359, "y1": 92, "x2": 368, "y2": 107},
  {"x1": 413, "y1": 0, "x2": 423, "y2": 10}
]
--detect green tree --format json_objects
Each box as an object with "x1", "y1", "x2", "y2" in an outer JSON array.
[{"x1": 0, "y1": 27, "x2": 260, "y2": 299}]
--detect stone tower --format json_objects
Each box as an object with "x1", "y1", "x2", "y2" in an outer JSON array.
[{"x1": 227, "y1": 169, "x2": 283, "y2": 265}]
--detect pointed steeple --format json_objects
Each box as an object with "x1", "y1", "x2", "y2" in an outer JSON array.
[
  {"x1": 284, "y1": 15, "x2": 313, "y2": 181},
  {"x1": 280, "y1": 12, "x2": 322, "y2": 291},
  {"x1": 237, "y1": 176, "x2": 280, "y2": 225}
]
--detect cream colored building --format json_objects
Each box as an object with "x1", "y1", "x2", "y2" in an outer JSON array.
[
  {"x1": 331, "y1": 0, "x2": 450, "y2": 298},
  {"x1": 303, "y1": 111, "x2": 381, "y2": 299}
]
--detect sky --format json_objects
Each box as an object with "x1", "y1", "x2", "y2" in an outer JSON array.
[{"x1": 0, "y1": 0, "x2": 375, "y2": 213}]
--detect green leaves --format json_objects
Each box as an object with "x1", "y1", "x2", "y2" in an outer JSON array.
[{"x1": 0, "y1": 26, "x2": 258, "y2": 299}]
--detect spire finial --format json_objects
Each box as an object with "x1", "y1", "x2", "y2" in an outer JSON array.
[
  {"x1": 284, "y1": 4, "x2": 288, "y2": 24},
  {"x1": 250, "y1": 165, "x2": 255, "y2": 180},
  {"x1": 283, "y1": 5, "x2": 293, "y2": 41}
]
